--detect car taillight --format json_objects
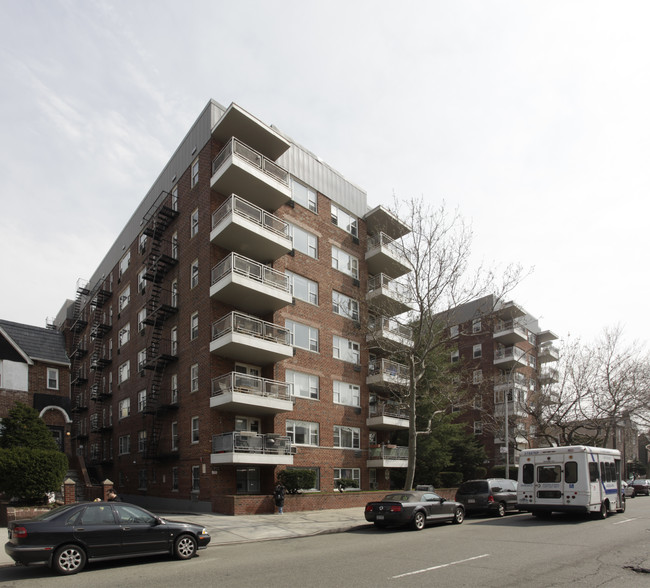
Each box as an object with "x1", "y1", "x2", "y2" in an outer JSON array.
[
  {"x1": 487, "y1": 495, "x2": 494, "y2": 503},
  {"x1": 13, "y1": 526, "x2": 28, "y2": 539},
  {"x1": 365, "y1": 505, "x2": 374, "y2": 512},
  {"x1": 390, "y1": 505, "x2": 402, "y2": 512}
]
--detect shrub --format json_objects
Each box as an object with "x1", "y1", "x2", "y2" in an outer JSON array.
[
  {"x1": 278, "y1": 469, "x2": 317, "y2": 494},
  {"x1": 335, "y1": 478, "x2": 359, "y2": 492},
  {"x1": 0, "y1": 402, "x2": 59, "y2": 451},
  {"x1": 490, "y1": 465, "x2": 518, "y2": 481},
  {"x1": 437, "y1": 472, "x2": 463, "y2": 487},
  {"x1": 0, "y1": 447, "x2": 68, "y2": 501}
]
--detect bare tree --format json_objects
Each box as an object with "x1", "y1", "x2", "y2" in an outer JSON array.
[{"x1": 367, "y1": 197, "x2": 524, "y2": 490}]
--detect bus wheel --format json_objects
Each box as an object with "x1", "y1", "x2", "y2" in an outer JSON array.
[{"x1": 596, "y1": 502, "x2": 608, "y2": 519}]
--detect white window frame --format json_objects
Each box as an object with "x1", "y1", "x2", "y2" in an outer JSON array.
[
  {"x1": 190, "y1": 208, "x2": 199, "y2": 237},
  {"x1": 138, "y1": 268, "x2": 147, "y2": 294},
  {"x1": 285, "y1": 270, "x2": 318, "y2": 305},
  {"x1": 190, "y1": 312, "x2": 199, "y2": 340},
  {"x1": 473, "y1": 344, "x2": 482, "y2": 359},
  {"x1": 118, "y1": 435, "x2": 130, "y2": 455},
  {"x1": 171, "y1": 326, "x2": 178, "y2": 355},
  {"x1": 118, "y1": 398, "x2": 130, "y2": 420},
  {"x1": 331, "y1": 246, "x2": 359, "y2": 279},
  {"x1": 171, "y1": 185, "x2": 179, "y2": 211},
  {"x1": 190, "y1": 259, "x2": 199, "y2": 289},
  {"x1": 288, "y1": 223, "x2": 318, "y2": 259},
  {"x1": 472, "y1": 318, "x2": 481, "y2": 333},
  {"x1": 171, "y1": 421, "x2": 179, "y2": 451},
  {"x1": 119, "y1": 250, "x2": 131, "y2": 278},
  {"x1": 286, "y1": 369, "x2": 319, "y2": 400},
  {"x1": 137, "y1": 389, "x2": 147, "y2": 413},
  {"x1": 118, "y1": 360, "x2": 130, "y2": 384},
  {"x1": 333, "y1": 426, "x2": 360, "y2": 449},
  {"x1": 47, "y1": 368, "x2": 59, "y2": 390},
  {"x1": 191, "y1": 363, "x2": 199, "y2": 392},
  {"x1": 286, "y1": 420, "x2": 319, "y2": 446},
  {"x1": 171, "y1": 373, "x2": 178, "y2": 404},
  {"x1": 450, "y1": 325, "x2": 459, "y2": 338},
  {"x1": 331, "y1": 204, "x2": 358, "y2": 237},
  {"x1": 290, "y1": 177, "x2": 317, "y2": 212},
  {"x1": 286, "y1": 319, "x2": 319, "y2": 352},
  {"x1": 334, "y1": 468, "x2": 360, "y2": 488},
  {"x1": 118, "y1": 285, "x2": 131, "y2": 312},
  {"x1": 137, "y1": 308, "x2": 147, "y2": 333},
  {"x1": 332, "y1": 335, "x2": 360, "y2": 365},
  {"x1": 138, "y1": 430, "x2": 147, "y2": 453},
  {"x1": 191, "y1": 158, "x2": 199, "y2": 188},
  {"x1": 191, "y1": 416, "x2": 199, "y2": 444},
  {"x1": 171, "y1": 232, "x2": 178, "y2": 260},
  {"x1": 451, "y1": 349, "x2": 459, "y2": 363},
  {"x1": 333, "y1": 381, "x2": 360, "y2": 407},
  {"x1": 137, "y1": 348, "x2": 147, "y2": 372},
  {"x1": 332, "y1": 291, "x2": 359, "y2": 321},
  {"x1": 118, "y1": 323, "x2": 131, "y2": 348},
  {"x1": 191, "y1": 465, "x2": 200, "y2": 492},
  {"x1": 473, "y1": 369, "x2": 483, "y2": 384}
]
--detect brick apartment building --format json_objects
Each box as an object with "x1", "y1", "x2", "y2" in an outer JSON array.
[
  {"x1": 444, "y1": 295, "x2": 559, "y2": 469},
  {"x1": 0, "y1": 319, "x2": 72, "y2": 453},
  {"x1": 54, "y1": 100, "x2": 413, "y2": 514}
]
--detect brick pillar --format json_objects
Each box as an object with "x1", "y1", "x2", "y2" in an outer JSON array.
[
  {"x1": 63, "y1": 478, "x2": 76, "y2": 505},
  {"x1": 102, "y1": 479, "x2": 114, "y2": 501}
]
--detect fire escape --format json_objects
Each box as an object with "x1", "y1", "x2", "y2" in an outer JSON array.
[
  {"x1": 88, "y1": 280, "x2": 113, "y2": 464},
  {"x1": 141, "y1": 191, "x2": 179, "y2": 461},
  {"x1": 70, "y1": 280, "x2": 90, "y2": 442}
]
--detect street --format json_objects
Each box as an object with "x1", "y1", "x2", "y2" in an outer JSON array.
[{"x1": 2, "y1": 498, "x2": 650, "y2": 587}]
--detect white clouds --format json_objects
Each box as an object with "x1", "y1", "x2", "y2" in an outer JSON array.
[{"x1": 0, "y1": 0, "x2": 648, "y2": 344}]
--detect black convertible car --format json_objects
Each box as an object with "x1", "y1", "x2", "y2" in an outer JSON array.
[
  {"x1": 364, "y1": 491, "x2": 465, "y2": 530},
  {"x1": 5, "y1": 501, "x2": 211, "y2": 575}
]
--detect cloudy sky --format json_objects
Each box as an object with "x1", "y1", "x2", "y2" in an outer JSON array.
[{"x1": 1, "y1": 0, "x2": 648, "y2": 346}]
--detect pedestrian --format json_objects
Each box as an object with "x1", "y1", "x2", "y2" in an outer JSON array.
[
  {"x1": 107, "y1": 489, "x2": 121, "y2": 502},
  {"x1": 274, "y1": 481, "x2": 286, "y2": 514}
]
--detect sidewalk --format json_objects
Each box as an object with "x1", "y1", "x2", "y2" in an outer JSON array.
[{"x1": 0, "y1": 507, "x2": 367, "y2": 569}]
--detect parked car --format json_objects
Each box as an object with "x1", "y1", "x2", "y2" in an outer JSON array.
[
  {"x1": 364, "y1": 491, "x2": 464, "y2": 530},
  {"x1": 5, "y1": 501, "x2": 211, "y2": 575},
  {"x1": 622, "y1": 481, "x2": 635, "y2": 498},
  {"x1": 627, "y1": 479, "x2": 650, "y2": 496},
  {"x1": 455, "y1": 478, "x2": 518, "y2": 517}
]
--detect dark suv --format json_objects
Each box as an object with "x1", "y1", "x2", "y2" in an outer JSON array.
[{"x1": 455, "y1": 478, "x2": 518, "y2": 517}]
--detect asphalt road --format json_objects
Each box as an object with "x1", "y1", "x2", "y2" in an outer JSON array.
[{"x1": 3, "y1": 499, "x2": 650, "y2": 587}]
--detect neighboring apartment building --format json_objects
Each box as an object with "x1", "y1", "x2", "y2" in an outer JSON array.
[
  {"x1": 54, "y1": 100, "x2": 412, "y2": 514},
  {"x1": 0, "y1": 319, "x2": 71, "y2": 452},
  {"x1": 445, "y1": 295, "x2": 559, "y2": 469}
]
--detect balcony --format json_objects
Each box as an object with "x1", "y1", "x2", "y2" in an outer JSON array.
[
  {"x1": 90, "y1": 352, "x2": 111, "y2": 371},
  {"x1": 211, "y1": 194, "x2": 293, "y2": 262},
  {"x1": 210, "y1": 253, "x2": 292, "y2": 315},
  {"x1": 539, "y1": 366, "x2": 559, "y2": 384},
  {"x1": 493, "y1": 319, "x2": 528, "y2": 345},
  {"x1": 72, "y1": 393, "x2": 88, "y2": 412},
  {"x1": 494, "y1": 346, "x2": 534, "y2": 369},
  {"x1": 366, "y1": 274, "x2": 411, "y2": 316},
  {"x1": 211, "y1": 372, "x2": 293, "y2": 415},
  {"x1": 211, "y1": 432, "x2": 294, "y2": 465},
  {"x1": 211, "y1": 138, "x2": 291, "y2": 211},
  {"x1": 494, "y1": 372, "x2": 531, "y2": 393},
  {"x1": 365, "y1": 232, "x2": 410, "y2": 278},
  {"x1": 367, "y1": 316, "x2": 414, "y2": 349},
  {"x1": 143, "y1": 339, "x2": 179, "y2": 371},
  {"x1": 538, "y1": 342, "x2": 560, "y2": 363},
  {"x1": 211, "y1": 102, "x2": 291, "y2": 161},
  {"x1": 367, "y1": 358, "x2": 409, "y2": 390},
  {"x1": 210, "y1": 312, "x2": 293, "y2": 365},
  {"x1": 367, "y1": 403, "x2": 409, "y2": 430},
  {"x1": 367, "y1": 445, "x2": 409, "y2": 468},
  {"x1": 364, "y1": 205, "x2": 411, "y2": 240}
]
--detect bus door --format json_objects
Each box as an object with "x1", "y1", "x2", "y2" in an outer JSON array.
[
  {"x1": 534, "y1": 456, "x2": 565, "y2": 507},
  {"x1": 588, "y1": 455, "x2": 602, "y2": 507}
]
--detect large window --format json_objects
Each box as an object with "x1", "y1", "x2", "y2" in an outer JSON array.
[
  {"x1": 137, "y1": 389, "x2": 146, "y2": 413},
  {"x1": 331, "y1": 246, "x2": 359, "y2": 279},
  {"x1": 118, "y1": 360, "x2": 130, "y2": 384},
  {"x1": 291, "y1": 178, "x2": 317, "y2": 212},
  {"x1": 334, "y1": 468, "x2": 360, "y2": 488},
  {"x1": 334, "y1": 426, "x2": 360, "y2": 449},
  {"x1": 191, "y1": 416, "x2": 199, "y2": 443},
  {"x1": 286, "y1": 270, "x2": 318, "y2": 305},
  {"x1": 286, "y1": 319, "x2": 319, "y2": 352},
  {"x1": 333, "y1": 335, "x2": 360, "y2": 365},
  {"x1": 333, "y1": 381, "x2": 360, "y2": 407},
  {"x1": 118, "y1": 323, "x2": 130, "y2": 348},
  {"x1": 118, "y1": 285, "x2": 131, "y2": 312},
  {"x1": 332, "y1": 291, "x2": 359, "y2": 321},
  {"x1": 118, "y1": 398, "x2": 130, "y2": 420},
  {"x1": 286, "y1": 420, "x2": 319, "y2": 446},
  {"x1": 236, "y1": 467, "x2": 260, "y2": 494},
  {"x1": 47, "y1": 368, "x2": 59, "y2": 390},
  {"x1": 286, "y1": 369, "x2": 319, "y2": 400},
  {"x1": 288, "y1": 223, "x2": 318, "y2": 259},
  {"x1": 331, "y1": 204, "x2": 358, "y2": 237}
]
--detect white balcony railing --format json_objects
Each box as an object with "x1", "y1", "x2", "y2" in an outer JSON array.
[
  {"x1": 212, "y1": 138, "x2": 289, "y2": 187},
  {"x1": 211, "y1": 252, "x2": 290, "y2": 294},
  {"x1": 368, "y1": 445, "x2": 409, "y2": 460},
  {"x1": 211, "y1": 312, "x2": 292, "y2": 345},
  {"x1": 212, "y1": 194, "x2": 290, "y2": 239},
  {"x1": 367, "y1": 232, "x2": 403, "y2": 258},
  {"x1": 212, "y1": 432, "x2": 292, "y2": 455},
  {"x1": 211, "y1": 372, "x2": 291, "y2": 401}
]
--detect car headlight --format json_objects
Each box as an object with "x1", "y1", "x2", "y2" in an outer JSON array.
[{"x1": 200, "y1": 528, "x2": 208, "y2": 535}]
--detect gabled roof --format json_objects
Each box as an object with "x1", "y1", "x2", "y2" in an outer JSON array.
[{"x1": 0, "y1": 319, "x2": 70, "y2": 366}]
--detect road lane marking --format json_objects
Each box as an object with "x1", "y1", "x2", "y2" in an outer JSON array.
[
  {"x1": 391, "y1": 554, "x2": 490, "y2": 579},
  {"x1": 613, "y1": 518, "x2": 637, "y2": 525}
]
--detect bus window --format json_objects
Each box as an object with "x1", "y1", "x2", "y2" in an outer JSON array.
[
  {"x1": 522, "y1": 463, "x2": 534, "y2": 484},
  {"x1": 607, "y1": 462, "x2": 615, "y2": 482},
  {"x1": 538, "y1": 465, "x2": 561, "y2": 483},
  {"x1": 589, "y1": 462, "x2": 599, "y2": 482},
  {"x1": 565, "y1": 461, "x2": 578, "y2": 484}
]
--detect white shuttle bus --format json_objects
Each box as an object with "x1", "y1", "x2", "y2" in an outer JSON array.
[{"x1": 517, "y1": 445, "x2": 625, "y2": 518}]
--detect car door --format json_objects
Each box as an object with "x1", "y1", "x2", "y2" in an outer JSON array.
[
  {"x1": 72, "y1": 504, "x2": 123, "y2": 558},
  {"x1": 114, "y1": 504, "x2": 170, "y2": 555},
  {"x1": 422, "y1": 493, "x2": 449, "y2": 521}
]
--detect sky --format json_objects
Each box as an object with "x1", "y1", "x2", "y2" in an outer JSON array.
[{"x1": 1, "y1": 0, "x2": 648, "y2": 347}]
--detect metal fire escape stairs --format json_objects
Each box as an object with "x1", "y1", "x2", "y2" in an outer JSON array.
[{"x1": 141, "y1": 191, "x2": 179, "y2": 461}]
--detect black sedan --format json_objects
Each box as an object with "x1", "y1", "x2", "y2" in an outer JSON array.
[
  {"x1": 5, "y1": 501, "x2": 211, "y2": 575},
  {"x1": 364, "y1": 491, "x2": 465, "y2": 530}
]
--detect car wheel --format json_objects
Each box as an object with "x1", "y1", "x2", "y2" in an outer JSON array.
[
  {"x1": 411, "y1": 511, "x2": 426, "y2": 531},
  {"x1": 174, "y1": 534, "x2": 197, "y2": 559},
  {"x1": 596, "y1": 502, "x2": 608, "y2": 520},
  {"x1": 496, "y1": 502, "x2": 506, "y2": 517},
  {"x1": 52, "y1": 544, "x2": 87, "y2": 575},
  {"x1": 452, "y1": 507, "x2": 464, "y2": 524}
]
